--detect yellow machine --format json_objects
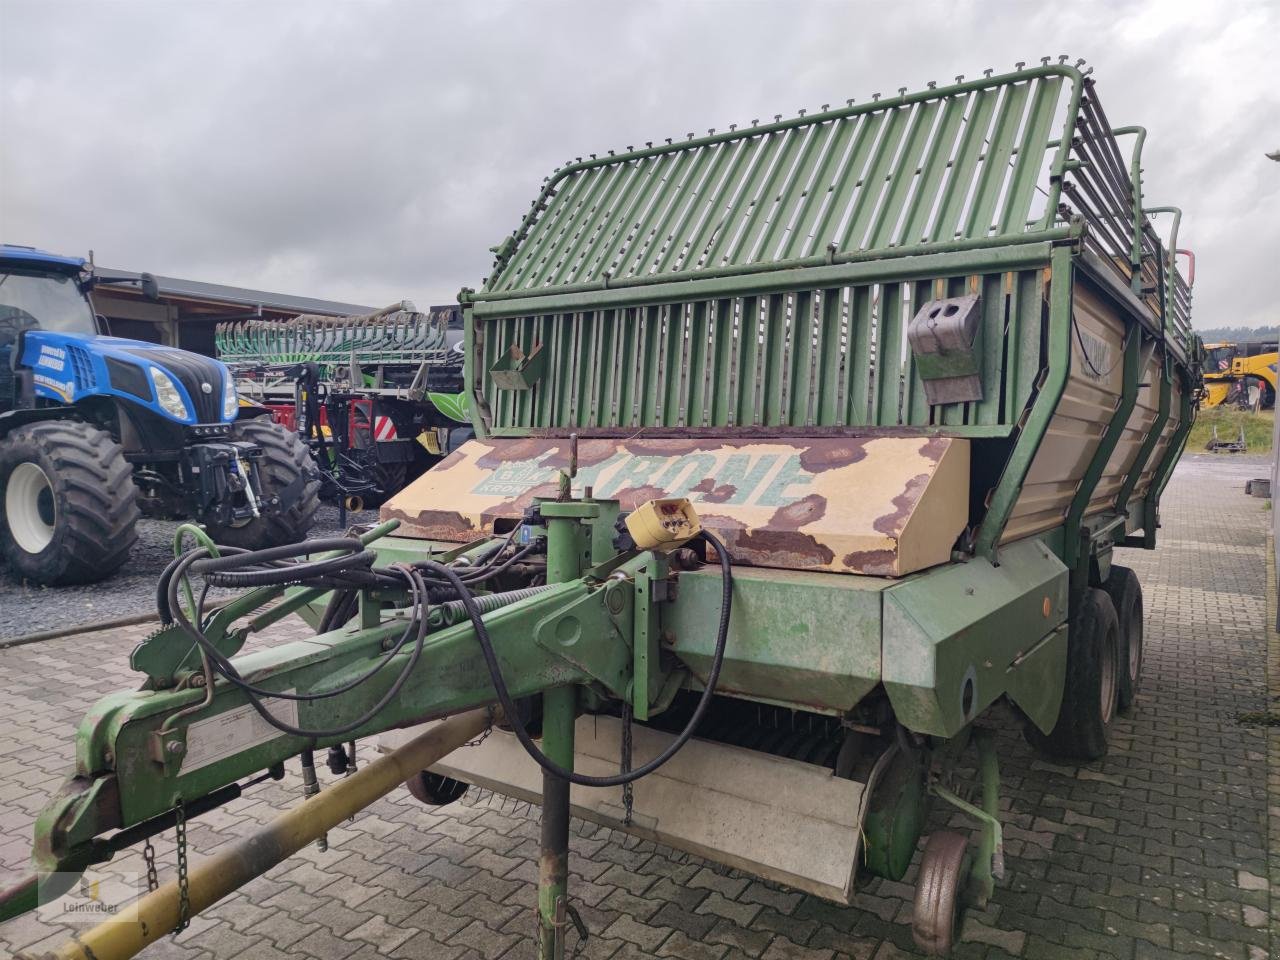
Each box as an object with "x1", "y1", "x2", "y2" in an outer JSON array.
[{"x1": 1201, "y1": 341, "x2": 1277, "y2": 409}]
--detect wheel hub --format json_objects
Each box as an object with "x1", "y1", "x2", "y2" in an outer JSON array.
[{"x1": 6, "y1": 462, "x2": 57, "y2": 554}]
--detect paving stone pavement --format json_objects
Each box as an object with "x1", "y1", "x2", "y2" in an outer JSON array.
[{"x1": 0, "y1": 453, "x2": 1275, "y2": 960}]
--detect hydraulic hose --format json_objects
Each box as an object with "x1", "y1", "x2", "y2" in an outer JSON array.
[{"x1": 420, "y1": 528, "x2": 733, "y2": 788}]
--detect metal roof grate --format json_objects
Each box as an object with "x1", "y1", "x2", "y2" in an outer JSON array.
[{"x1": 484, "y1": 67, "x2": 1076, "y2": 297}]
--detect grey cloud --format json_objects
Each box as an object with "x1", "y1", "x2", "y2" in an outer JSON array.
[{"x1": 2, "y1": 0, "x2": 1276, "y2": 327}]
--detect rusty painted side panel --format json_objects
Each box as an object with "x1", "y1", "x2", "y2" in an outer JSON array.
[
  {"x1": 381, "y1": 436, "x2": 970, "y2": 577},
  {"x1": 1002, "y1": 283, "x2": 1128, "y2": 542}
]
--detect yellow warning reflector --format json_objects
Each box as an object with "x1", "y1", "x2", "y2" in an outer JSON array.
[
  {"x1": 416, "y1": 429, "x2": 442, "y2": 455},
  {"x1": 625, "y1": 498, "x2": 701, "y2": 551}
]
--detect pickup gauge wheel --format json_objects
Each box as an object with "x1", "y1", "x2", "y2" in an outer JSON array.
[
  {"x1": 912, "y1": 830, "x2": 972, "y2": 956},
  {"x1": 405, "y1": 771, "x2": 470, "y2": 806}
]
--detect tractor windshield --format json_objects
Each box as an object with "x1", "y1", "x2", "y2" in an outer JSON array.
[{"x1": 0, "y1": 267, "x2": 97, "y2": 338}]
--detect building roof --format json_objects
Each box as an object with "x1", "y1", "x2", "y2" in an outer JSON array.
[{"x1": 94, "y1": 267, "x2": 374, "y2": 317}]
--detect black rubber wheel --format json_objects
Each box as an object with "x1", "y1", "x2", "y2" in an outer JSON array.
[
  {"x1": 912, "y1": 830, "x2": 971, "y2": 956},
  {"x1": 0, "y1": 420, "x2": 139, "y2": 586},
  {"x1": 405, "y1": 771, "x2": 469, "y2": 806},
  {"x1": 360, "y1": 461, "x2": 408, "y2": 508},
  {"x1": 1024, "y1": 587, "x2": 1120, "y2": 761},
  {"x1": 1104, "y1": 565, "x2": 1143, "y2": 713},
  {"x1": 205, "y1": 418, "x2": 319, "y2": 549}
]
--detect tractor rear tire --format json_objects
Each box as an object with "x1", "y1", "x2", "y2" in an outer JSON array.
[
  {"x1": 205, "y1": 418, "x2": 319, "y2": 549},
  {"x1": 1104, "y1": 565, "x2": 1143, "y2": 713},
  {"x1": 0, "y1": 420, "x2": 139, "y2": 586},
  {"x1": 1024, "y1": 587, "x2": 1120, "y2": 762}
]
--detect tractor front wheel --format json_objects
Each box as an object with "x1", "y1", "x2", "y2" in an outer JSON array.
[
  {"x1": 0, "y1": 420, "x2": 139, "y2": 585},
  {"x1": 205, "y1": 418, "x2": 319, "y2": 549}
]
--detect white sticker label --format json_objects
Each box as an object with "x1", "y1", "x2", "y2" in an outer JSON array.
[{"x1": 182, "y1": 691, "x2": 299, "y2": 773}]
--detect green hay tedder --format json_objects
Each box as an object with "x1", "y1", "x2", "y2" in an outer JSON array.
[{"x1": 4, "y1": 59, "x2": 1198, "y2": 960}]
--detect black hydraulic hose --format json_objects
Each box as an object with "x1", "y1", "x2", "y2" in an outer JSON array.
[
  {"x1": 190, "y1": 538, "x2": 372, "y2": 588},
  {"x1": 422, "y1": 529, "x2": 733, "y2": 788},
  {"x1": 181, "y1": 564, "x2": 430, "y2": 738},
  {"x1": 162, "y1": 544, "x2": 430, "y2": 738}
]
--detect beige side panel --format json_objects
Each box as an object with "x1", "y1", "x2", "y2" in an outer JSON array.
[
  {"x1": 383, "y1": 436, "x2": 969, "y2": 577},
  {"x1": 1003, "y1": 284, "x2": 1125, "y2": 542},
  {"x1": 380, "y1": 717, "x2": 866, "y2": 903}
]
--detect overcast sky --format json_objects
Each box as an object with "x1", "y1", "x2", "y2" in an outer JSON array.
[{"x1": 2, "y1": 0, "x2": 1276, "y2": 328}]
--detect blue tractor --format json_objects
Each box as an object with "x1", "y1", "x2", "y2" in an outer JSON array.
[{"x1": 0, "y1": 245, "x2": 320, "y2": 585}]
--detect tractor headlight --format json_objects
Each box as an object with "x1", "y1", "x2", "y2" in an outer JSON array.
[
  {"x1": 222, "y1": 374, "x2": 238, "y2": 420},
  {"x1": 149, "y1": 367, "x2": 191, "y2": 421}
]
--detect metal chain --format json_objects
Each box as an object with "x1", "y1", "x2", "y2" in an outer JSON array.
[
  {"x1": 620, "y1": 702, "x2": 634, "y2": 827},
  {"x1": 173, "y1": 800, "x2": 190, "y2": 937},
  {"x1": 464, "y1": 705, "x2": 496, "y2": 748},
  {"x1": 142, "y1": 837, "x2": 159, "y2": 892}
]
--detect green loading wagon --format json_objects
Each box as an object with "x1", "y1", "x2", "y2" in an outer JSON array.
[{"x1": 5, "y1": 59, "x2": 1198, "y2": 960}]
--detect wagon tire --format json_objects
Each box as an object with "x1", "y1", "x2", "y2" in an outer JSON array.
[
  {"x1": 0, "y1": 420, "x2": 139, "y2": 586},
  {"x1": 361, "y1": 461, "x2": 408, "y2": 508},
  {"x1": 1104, "y1": 565, "x2": 1143, "y2": 712},
  {"x1": 204, "y1": 418, "x2": 319, "y2": 549},
  {"x1": 912, "y1": 830, "x2": 971, "y2": 957},
  {"x1": 405, "y1": 771, "x2": 469, "y2": 806},
  {"x1": 1024, "y1": 587, "x2": 1119, "y2": 761}
]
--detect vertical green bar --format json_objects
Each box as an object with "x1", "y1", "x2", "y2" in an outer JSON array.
[
  {"x1": 663, "y1": 304, "x2": 688, "y2": 427},
  {"x1": 640, "y1": 305, "x2": 662, "y2": 425},
  {"x1": 736, "y1": 296, "x2": 762, "y2": 425},
  {"x1": 874, "y1": 284, "x2": 904, "y2": 425},
  {"x1": 815, "y1": 288, "x2": 844, "y2": 425},
  {"x1": 686, "y1": 301, "x2": 711, "y2": 427},
  {"x1": 710, "y1": 299, "x2": 736, "y2": 426},
  {"x1": 901, "y1": 280, "x2": 932, "y2": 425},
  {"x1": 845, "y1": 286, "x2": 873, "y2": 425},
  {"x1": 976, "y1": 273, "x2": 1006, "y2": 426},
  {"x1": 761, "y1": 294, "x2": 788, "y2": 426},
  {"x1": 788, "y1": 291, "x2": 815, "y2": 425}
]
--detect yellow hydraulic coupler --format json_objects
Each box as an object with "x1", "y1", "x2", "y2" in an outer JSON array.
[{"x1": 22, "y1": 708, "x2": 495, "y2": 960}]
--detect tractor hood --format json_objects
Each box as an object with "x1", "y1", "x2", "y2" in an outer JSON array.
[{"x1": 18, "y1": 330, "x2": 236, "y2": 424}]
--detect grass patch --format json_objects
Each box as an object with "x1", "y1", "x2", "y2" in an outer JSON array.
[{"x1": 1187, "y1": 407, "x2": 1274, "y2": 453}]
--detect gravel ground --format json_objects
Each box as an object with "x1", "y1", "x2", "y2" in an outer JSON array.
[{"x1": 0, "y1": 504, "x2": 380, "y2": 642}]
